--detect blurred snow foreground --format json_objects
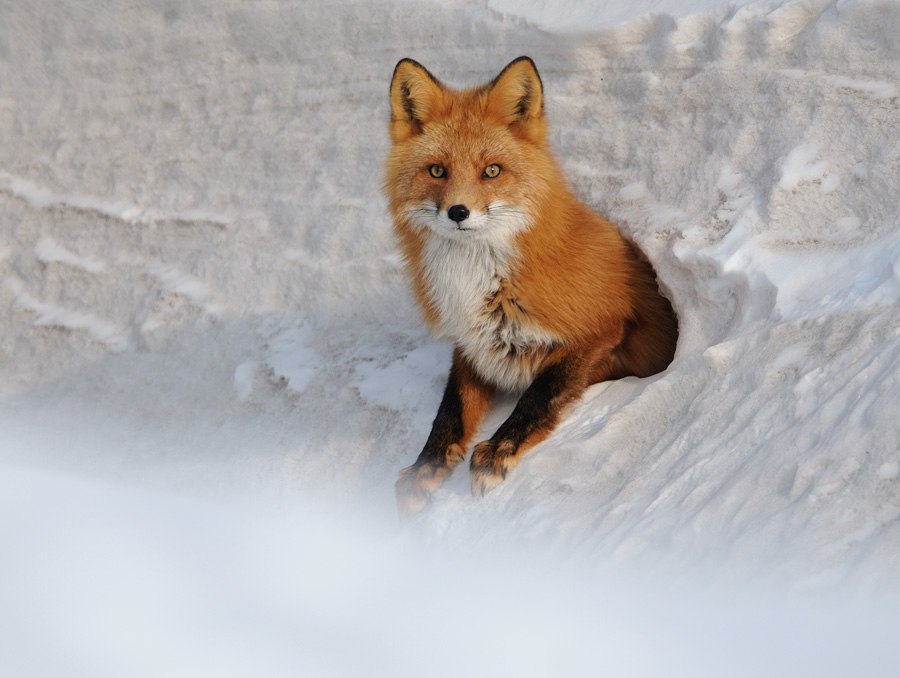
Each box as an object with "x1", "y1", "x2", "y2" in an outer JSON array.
[{"x1": 1, "y1": 0, "x2": 899, "y2": 675}]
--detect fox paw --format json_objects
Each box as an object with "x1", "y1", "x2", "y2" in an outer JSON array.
[
  {"x1": 469, "y1": 439, "x2": 518, "y2": 497},
  {"x1": 395, "y1": 444, "x2": 466, "y2": 517}
]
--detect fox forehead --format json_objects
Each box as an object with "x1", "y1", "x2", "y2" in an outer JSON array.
[{"x1": 405, "y1": 114, "x2": 521, "y2": 168}]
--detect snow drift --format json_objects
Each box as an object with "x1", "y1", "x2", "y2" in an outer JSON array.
[{"x1": 1, "y1": 0, "x2": 899, "y2": 675}]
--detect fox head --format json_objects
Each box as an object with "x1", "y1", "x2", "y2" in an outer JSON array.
[{"x1": 385, "y1": 57, "x2": 562, "y2": 242}]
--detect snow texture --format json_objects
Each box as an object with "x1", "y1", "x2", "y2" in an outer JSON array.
[{"x1": 1, "y1": 0, "x2": 899, "y2": 675}]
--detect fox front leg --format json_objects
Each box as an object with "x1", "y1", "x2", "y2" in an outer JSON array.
[
  {"x1": 470, "y1": 352, "x2": 605, "y2": 496},
  {"x1": 395, "y1": 349, "x2": 494, "y2": 517}
]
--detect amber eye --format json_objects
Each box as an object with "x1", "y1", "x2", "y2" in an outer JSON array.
[
  {"x1": 428, "y1": 164, "x2": 446, "y2": 179},
  {"x1": 483, "y1": 164, "x2": 502, "y2": 179}
]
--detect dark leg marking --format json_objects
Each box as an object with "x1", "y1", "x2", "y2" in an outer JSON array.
[
  {"x1": 470, "y1": 356, "x2": 588, "y2": 495},
  {"x1": 396, "y1": 350, "x2": 493, "y2": 516}
]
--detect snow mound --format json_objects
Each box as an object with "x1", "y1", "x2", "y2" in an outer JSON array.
[{"x1": 1, "y1": 0, "x2": 899, "y2": 673}]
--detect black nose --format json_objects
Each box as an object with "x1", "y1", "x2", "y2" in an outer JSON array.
[{"x1": 447, "y1": 204, "x2": 469, "y2": 223}]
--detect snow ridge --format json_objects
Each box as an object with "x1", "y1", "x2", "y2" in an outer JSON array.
[
  {"x1": 1, "y1": 0, "x2": 900, "y2": 673},
  {"x1": 0, "y1": 171, "x2": 233, "y2": 229}
]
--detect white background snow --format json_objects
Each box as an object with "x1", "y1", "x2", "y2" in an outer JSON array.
[{"x1": 1, "y1": 0, "x2": 899, "y2": 675}]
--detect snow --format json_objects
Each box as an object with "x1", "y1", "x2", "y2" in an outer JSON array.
[
  {"x1": 1, "y1": 0, "x2": 899, "y2": 674},
  {"x1": 34, "y1": 236, "x2": 106, "y2": 274},
  {"x1": 487, "y1": 0, "x2": 761, "y2": 32},
  {"x1": 777, "y1": 143, "x2": 829, "y2": 191}
]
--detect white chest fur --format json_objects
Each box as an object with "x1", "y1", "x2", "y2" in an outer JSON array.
[{"x1": 420, "y1": 234, "x2": 558, "y2": 391}]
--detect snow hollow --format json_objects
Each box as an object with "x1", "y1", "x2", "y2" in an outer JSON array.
[{"x1": 1, "y1": 0, "x2": 899, "y2": 675}]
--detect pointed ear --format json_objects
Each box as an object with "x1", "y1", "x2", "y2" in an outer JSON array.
[
  {"x1": 389, "y1": 59, "x2": 446, "y2": 142},
  {"x1": 486, "y1": 57, "x2": 545, "y2": 142}
]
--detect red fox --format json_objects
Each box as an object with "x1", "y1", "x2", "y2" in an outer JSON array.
[{"x1": 385, "y1": 57, "x2": 678, "y2": 516}]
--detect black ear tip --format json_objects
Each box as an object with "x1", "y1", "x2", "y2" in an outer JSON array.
[
  {"x1": 495, "y1": 56, "x2": 543, "y2": 91},
  {"x1": 509, "y1": 56, "x2": 539, "y2": 75},
  {"x1": 391, "y1": 58, "x2": 441, "y2": 87},
  {"x1": 394, "y1": 57, "x2": 423, "y2": 70},
  {"x1": 392, "y1": 58, "x2": 421, "y2": 80}
]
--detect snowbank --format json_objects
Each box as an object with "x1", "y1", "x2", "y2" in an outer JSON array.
[
  {"x1": 1, "y1": 0, "x2": 899, "y2": 674},
  {"x1": 4, "y1": 465, "x2": 900, "y2": 678}
]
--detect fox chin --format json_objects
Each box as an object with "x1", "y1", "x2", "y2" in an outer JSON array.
[{"x1": 384, "y1": 56, "x2": 678, "y2": 516}]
